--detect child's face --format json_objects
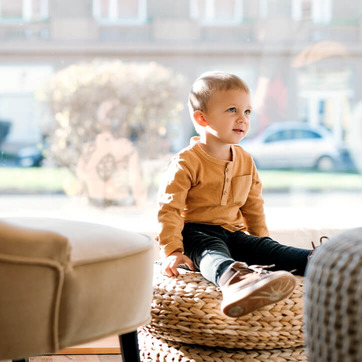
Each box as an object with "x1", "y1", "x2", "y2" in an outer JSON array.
[{"x1": 200, "y1": 88, "x2": 251, "y2": 145}]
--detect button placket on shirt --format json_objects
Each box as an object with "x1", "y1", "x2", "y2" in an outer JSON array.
[{"x1": 221, "y1": 162, "x2": 232, "y2": 205}]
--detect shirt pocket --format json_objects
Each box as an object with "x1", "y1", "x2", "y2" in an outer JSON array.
[{"x1": 231, "y1": 175, "x2": 252, "y2": 205}]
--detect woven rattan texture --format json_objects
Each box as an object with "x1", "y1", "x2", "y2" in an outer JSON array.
[
  {"x1": 304, "y1": 228, "x2": 362, "y2": 362},
  {"x1": 150, "y1": 262, "x2": 304, "y2": 350},
  {"x1": 139, "y1": 328, "x2": 307, "y2": 361}
]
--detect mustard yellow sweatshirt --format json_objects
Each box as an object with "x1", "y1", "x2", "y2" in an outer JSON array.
[{"x1": 156, "y1": 138, "x2": 269, "y2": 258}]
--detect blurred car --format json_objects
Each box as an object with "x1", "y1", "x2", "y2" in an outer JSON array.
[
  {"x1": 0, "y1": 119, "x2": 44, "y2": 167},
  {"x1": 240, "y1": 122, "x2": 355, "y2": 172},
  {"x1": 1, "y1": 144, "x2": 44, "y2": 167}
]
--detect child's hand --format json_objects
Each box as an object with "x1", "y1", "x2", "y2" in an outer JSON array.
[{"x1": 162, "y1": 251, "x2": 195, "y2": 277}]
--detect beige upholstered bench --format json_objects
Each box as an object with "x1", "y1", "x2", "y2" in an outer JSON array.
[{"x1": 0, "y1": 217, "x2": 154, "y2": 362}]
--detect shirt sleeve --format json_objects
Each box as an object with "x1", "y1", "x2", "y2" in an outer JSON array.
[
  {"x1": 156, "y1": 155, "x2": 192, "y2": 258},
  {"x1": 241, "y1": 161, "x2": 269, "y2": 237}
]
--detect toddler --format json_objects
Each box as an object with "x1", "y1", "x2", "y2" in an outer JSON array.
[{"x1": 156, "y1": 71, "x2": 312, "y2": 317}]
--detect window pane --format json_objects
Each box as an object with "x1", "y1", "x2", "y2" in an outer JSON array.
[
  {"x1": 192, "y1": 0, "x2": 242, "y2": 22},
  {"x1": 214, "y1": 0, "x2": 235, "y2": 20},
  {"x1": 118, "y1": 0, "x2": 138, "y2": 18},
  {"x1": 266, "y1": 0, "x2": 291, "y2": 18},
  {"x1": 301, "y1": 0, "x2": 312, "y2": 20},
  {"x1": 192, "y1": 0, "x2": 208, "y2": 20},
  {"x1": 31, "y1": 0, "x2": 48, "y2": 20},
  {"x1": 94, "y1": 0, "x2": 143, "y2": 21},
  {"x1": 312, "y1": 0, "x2": 331, "y2": 24},
  {"x1": 297, "y1": 130, "x2": 321, "y2": 139},
  {"x1": 99, "y1": 0, "x2": 111, "y2": 18}
]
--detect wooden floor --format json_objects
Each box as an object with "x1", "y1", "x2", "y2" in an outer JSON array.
[
  {"x1": 29, "y1": 356, "x2": 122, "y2": 361},
  {"x1": 3, "y1": 336, "x2": 124, "y2": 362}
]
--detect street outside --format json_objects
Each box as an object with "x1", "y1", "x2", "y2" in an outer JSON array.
[{"x1": 0, "y1": 191, "x2": 361, "y2": 236}]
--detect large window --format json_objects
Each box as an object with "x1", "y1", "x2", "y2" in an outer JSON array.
[
  {"x1": 0, "y1": 0, "x2": 361, "y2": 236},
  {"x1": 0, "y1": 0, "x2": 48, "y2": 22},
  {"x1": 92, "y1": 0, "x2": 147, "y2": 24}
]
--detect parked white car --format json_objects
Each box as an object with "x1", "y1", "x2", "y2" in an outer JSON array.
[{"x1": 240, "y1": 122, "x2": 354, "y2": 171}]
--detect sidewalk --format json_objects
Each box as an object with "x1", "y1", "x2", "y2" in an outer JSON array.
[
  {"x1": 0, "y1": 194, "x2": 160, "y2": 235},
  {"x1": 264, "y1": 190, "x2": 362, "y2": 230},
  {"x1": 1, "y1": 191, "x2": 361, "y2": 234}
]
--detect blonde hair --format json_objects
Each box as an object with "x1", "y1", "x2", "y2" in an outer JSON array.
[{"x1": 188, "y1": 71, "x2": 249, "y2": 133}]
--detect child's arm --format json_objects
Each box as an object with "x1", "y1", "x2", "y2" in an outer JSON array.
[
  {"x1": 241, "y1": 162, "x2": 269, "y2": 236},
  {"x1": 156, "y1": 155, "x2": 194, "y2": 272},
  {"x1": 161, "y1": 251, "x2": 194, "y2": 277}
]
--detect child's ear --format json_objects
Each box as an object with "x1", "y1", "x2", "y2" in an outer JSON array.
[{"x1": 194, "y1": 110, "x2": 208, "y2": 127}]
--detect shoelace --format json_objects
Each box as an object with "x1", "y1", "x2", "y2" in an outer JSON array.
[
  {"x1": 246, "y1": 264, "x2": 275, "y2": 274},
  {"x1": 235, "y1": 262, "x2": 298, "y2": 276},
  {"x1": 224, "y1": 264, "x2": 276, "y2": 287},
  {"x1": 250, "y1": 263, "x2": 300, "y2": 276},
  {"x1": 311, "y1": 235, "x2": 329, "y2": 250},
  {"x1": 249, "y1": 264, "x2": 300, "y2": 279}
]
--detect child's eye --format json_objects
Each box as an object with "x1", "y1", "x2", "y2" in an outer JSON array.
[
  {"x1": 227, "y1": 107, "x2": 237, "y2": 113},
  {"x1": 244, "y1": 109, "x2": 251, "y2": 116}
]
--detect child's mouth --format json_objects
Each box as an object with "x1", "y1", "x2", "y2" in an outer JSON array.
[{"x1": 233, "y1": 129, "x2": 244, "y2": 134}]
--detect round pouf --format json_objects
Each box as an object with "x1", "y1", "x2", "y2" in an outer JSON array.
[
  {"x1": 304, "y1": 228, "x2": 362, "y2": 362},
  {"x1": 150, "y1": 262, "x2": 304, "y2": 350},
  {"x1": 138, "y1": 328, "x2": 307, "y2": 362}
]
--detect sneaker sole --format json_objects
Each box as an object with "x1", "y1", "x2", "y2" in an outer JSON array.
[{"x1": 221, "y1": 271, "x2": 296, "y2": 318}]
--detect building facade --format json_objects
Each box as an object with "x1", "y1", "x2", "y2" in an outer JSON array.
[{"x1": 0, "y1": 0, "x2": 361, "y2": 162}]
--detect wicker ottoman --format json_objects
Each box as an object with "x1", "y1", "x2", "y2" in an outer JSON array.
[
  {"x1": 148, "y1": 261, "x2": 305, "y2": 350},
  {"x1": 304, "y1": 228, "x2": 362, "y2": 362},
  {"x1": 138, "y1": 328, "x2": 307, "y2": 362}
]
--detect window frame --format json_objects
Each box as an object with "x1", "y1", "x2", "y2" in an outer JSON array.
[
  {"x1": 311, "y1": 0, "x2": 332, "y2": 24},
  {"x1": 0, "y1": 0, "x2": 49, "y2": 23},
  {"x1": 291, "y1": 0, "x2": 332, "y2": 24},
  {"x1": 92, "y1": 0, "x2": 148, "y2": 26},
  {"x1": 190, "y1": 0, "x2": 244, "y2": 26},
  {"x1": 261, "y1": 0, "x2": 332, "y2": 24}
]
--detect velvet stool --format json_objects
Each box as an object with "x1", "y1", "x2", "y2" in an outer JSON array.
[{"x1": 0, "y1": 217, "x2": 154, "y2": 362}]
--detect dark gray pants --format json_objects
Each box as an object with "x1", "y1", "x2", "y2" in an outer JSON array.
[{"x1": 182, "y1": 223, "x2": 310, "y2": 286}]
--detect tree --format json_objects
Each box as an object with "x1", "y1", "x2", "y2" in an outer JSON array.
[
  {"x1": 38, "y1": 60, "x2": 185, "y2": 205},
  {"x1": 39, "y1": 60, "x2": 185, "y2": 169}
]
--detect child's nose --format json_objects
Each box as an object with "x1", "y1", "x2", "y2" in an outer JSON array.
[{"x1": 237, "y1": 114, "x2": 248, "y2": 123}]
